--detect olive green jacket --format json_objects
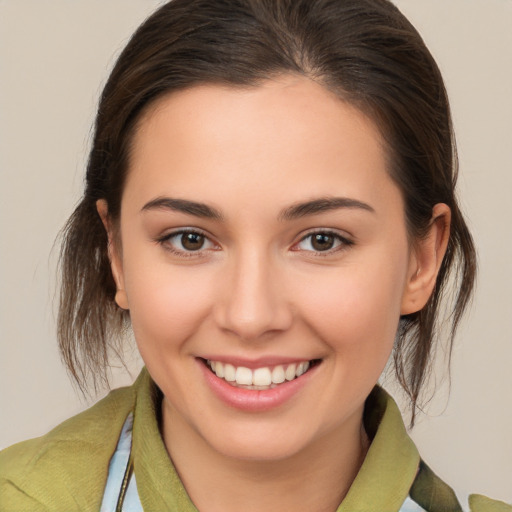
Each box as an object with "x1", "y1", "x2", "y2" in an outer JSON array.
[{"x1": 1, "y1": 369, "x2": 510, "y2": 511}]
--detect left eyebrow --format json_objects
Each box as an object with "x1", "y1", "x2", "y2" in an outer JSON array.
[{"x1": 278, "y1": 197, "x2": 375, "y2": 221}]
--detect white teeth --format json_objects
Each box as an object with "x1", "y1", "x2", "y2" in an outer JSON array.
[
  {"x1": 215, "y1": 363, "x2": 224, "y2": 378},
  {"x1": 253, "y1": 367, "x2": 272, "y2": 386},
  {"x1": 296, "y1": 361, "x2": 310, "y2": 377},
  {"x1": 235, "y1": 366, "x2": 253, "y2": 386},
  {"x1": 207, "y1": 360, "x2": 313, "y2": 388},
  {"x1": 271, "y1": 365, "x2": 285, "y2": 384},
  {"x1": 224, "y1": 363, "x2": 236, "y2": 382},
  {"x1": 285, "y1": 364, "x2": 297, "y2": 381}
]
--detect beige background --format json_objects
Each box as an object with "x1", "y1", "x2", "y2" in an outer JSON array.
[{"x1": 1, "y1": 0, "x2": 511, "y2": 504}]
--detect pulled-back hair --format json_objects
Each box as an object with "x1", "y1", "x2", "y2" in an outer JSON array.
[{"x1": 58, "y1": 0, "x2": 476, "y2": 422}]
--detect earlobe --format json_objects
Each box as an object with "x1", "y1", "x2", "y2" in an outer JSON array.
[
  {"x1": 114, "y1": 289, "x2": 129, "y2": 311},
  {"x1": 96, "y1": 200, "x2": 129, "y2": 311},
  {"x1": 401, "y1": 203, "x2": 451, "y2": 315}
]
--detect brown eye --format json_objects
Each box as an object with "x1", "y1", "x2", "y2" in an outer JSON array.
[
  {"x1": 181, "y1": 232, "x2": 205, "y2": 251},
  {"x1": 294, "y1": 231, "x2": 352, "y2": 254},
  {"x1": 311, "y1": 233, "x2": 335, "y2": 251},
  {"x1": 159, "y1": 229, "x2": 216, "y2": 256}
]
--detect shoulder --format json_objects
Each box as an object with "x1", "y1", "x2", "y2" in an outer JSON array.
[
  {"x1": 468, "y1": 494, "x2": 512, "y2": 512},
  {"x1": 407, "y1": 456, "x2": 511, "y2": 512},
  {"x1": 0, "y1": 383, "x2": 136, "y2": 511},
  {"x1": 367, "y1": 388, "x2": 511, "y2": 512}
]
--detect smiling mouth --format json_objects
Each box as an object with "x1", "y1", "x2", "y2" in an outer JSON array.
[{"x1": 204, "y1": 359, "x2": 320, "y2": 390}]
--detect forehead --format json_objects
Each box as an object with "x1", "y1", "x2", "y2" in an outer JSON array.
[{"x1": 124, "y1": 75, "x2": 398, "y2": 216}]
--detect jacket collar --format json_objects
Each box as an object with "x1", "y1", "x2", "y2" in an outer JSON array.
[{"x1": 132, "y1": 369, "x2": 420, "y2": 512}]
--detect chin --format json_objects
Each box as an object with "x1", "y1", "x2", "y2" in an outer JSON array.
[{"x1": 200, "y1": 420, "x2": 319, "y2": 463}]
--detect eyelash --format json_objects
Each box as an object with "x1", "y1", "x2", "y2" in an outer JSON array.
[
  {"x1": 156, "y1": 228, "x2": 217, "y2": 259},
  {"x1": 293, "y1": 230, "x2": 354, "y2": 257},
  {"x1": 156, "y1": 228, "x2": 354, "y2": 259}
]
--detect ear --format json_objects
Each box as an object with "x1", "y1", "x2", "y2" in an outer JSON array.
[
  {"x1": 401, "y1": 203, "x2": 451, "y2": 315},
  {"x1": 96, "y1": 199, "x2": 129, "y2": 310}
]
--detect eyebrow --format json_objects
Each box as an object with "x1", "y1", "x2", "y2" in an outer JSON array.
[
  {"x1": 141, "y1": 196, "x2": 374, "y2": 221},
  {"x1": 141, "y1": 197, "x2": 224, "y2": 220},
  {"x1": 278, "y1": 197, "x2": 375, "y2": 221}
]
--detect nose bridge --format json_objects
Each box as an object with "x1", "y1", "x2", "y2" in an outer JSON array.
[{"x1": 215, "y1": 244, "x2": 292, "y2": 340}]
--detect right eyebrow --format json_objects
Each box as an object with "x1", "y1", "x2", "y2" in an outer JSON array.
[{"x1": 141, "y1": 197, "x2": 224, "y2": 220}]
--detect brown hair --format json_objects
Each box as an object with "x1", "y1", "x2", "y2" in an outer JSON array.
[{"x1": 58, "y1": 0, "x2": 476, "y2": 421}]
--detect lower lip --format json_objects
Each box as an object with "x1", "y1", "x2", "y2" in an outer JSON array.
[{"x1": 198, "y1": 359, "x2": 319, "y2": 412}]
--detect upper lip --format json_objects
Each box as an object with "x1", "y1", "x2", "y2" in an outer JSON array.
[{"x1": 198, "y1": 355, "x2": 318, "y2": 369}]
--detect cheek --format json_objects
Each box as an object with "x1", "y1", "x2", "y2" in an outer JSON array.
[
  {"x1": 122, "y1": 254, "x2": 216, "y2": 354},
  {"x1": 293, "y1": 255, "x2": 407, "y2": 358}
]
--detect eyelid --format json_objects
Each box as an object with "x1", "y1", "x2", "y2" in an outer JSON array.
[
  {"x1": 155, "y1": 227, "x2": 353, "y2": 258},
  {"x1": 156, "y1": 227, "x2": 219, "y2": 258},
  {"x1": 291, "y1": 229, "x2": 354, "y2": 255}
]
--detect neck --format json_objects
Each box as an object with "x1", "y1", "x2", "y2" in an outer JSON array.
[{"x1": 161, "y1": 401, "x2": 369, "y2": 512}]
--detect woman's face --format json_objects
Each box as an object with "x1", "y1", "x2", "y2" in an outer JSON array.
[{"x1": 111, "y1": 76, "x2": 421, "y2": 461}]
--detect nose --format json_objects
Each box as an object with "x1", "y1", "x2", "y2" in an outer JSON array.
[{"x1": 214, "y1": 248, "x2": 293, "y2": 341}]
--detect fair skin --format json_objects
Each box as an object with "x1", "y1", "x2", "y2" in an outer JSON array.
[{"x1": 98, "y1": 75, "x2": 450, "y2": 512}]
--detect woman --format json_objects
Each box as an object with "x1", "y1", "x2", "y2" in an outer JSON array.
[{"x1": 0, "y1": 1, "x2": 509, "y2": 510}]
